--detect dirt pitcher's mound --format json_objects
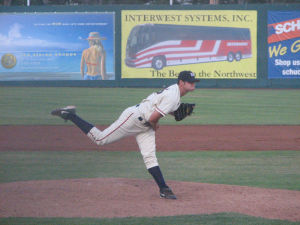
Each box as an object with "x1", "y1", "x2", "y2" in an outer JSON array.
[{"x1": 0, "y1": 178, "x2": 299, "y2": 221}]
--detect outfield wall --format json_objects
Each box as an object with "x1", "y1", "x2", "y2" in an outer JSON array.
[{"x1": 0, "y1": 4, "x2": 300, "y2": 88}]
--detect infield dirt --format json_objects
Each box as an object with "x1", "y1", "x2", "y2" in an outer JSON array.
[{"x1": 1, "y1": 125, "x2": 300, "y2": 151}]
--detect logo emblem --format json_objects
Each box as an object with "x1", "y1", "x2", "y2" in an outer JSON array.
[{"x1": 1, "y1": 53, "x2": 17, "y2": 69}]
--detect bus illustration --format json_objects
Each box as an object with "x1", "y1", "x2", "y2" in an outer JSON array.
[{"x1": 125, "y1": 24, "x2": 252, "y2": 70}]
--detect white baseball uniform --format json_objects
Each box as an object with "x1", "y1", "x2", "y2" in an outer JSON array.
[{"x1": 87, "y1": 83, "x2": 181, "y2": 169}]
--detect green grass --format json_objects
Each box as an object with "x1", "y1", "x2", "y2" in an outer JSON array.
[
  {"x1": 0, "y1": 87, "x2": 299, "y2": 125},
  {"x1": 1, "y1": 151, "x2": 299, "y2": 190},
  {"x1": 1, "y1": 87, "x2": 299, "y2": 224},
  {"x1": 0, "y1": 213, "x2": 298, "y2": 225}
]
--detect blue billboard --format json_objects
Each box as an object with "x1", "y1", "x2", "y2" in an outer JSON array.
[
  {"x1": 0, "y1": 12, "x2": 115, "y2": 80},
  {"x1": 268, "y1": 11, "x2": 300, "y2": 79}
]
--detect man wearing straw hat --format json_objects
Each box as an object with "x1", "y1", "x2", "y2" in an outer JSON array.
[{"x1": 81, "y1": 32, "x2": 107, "y2": 80}]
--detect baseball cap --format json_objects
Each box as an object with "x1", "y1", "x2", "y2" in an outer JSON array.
[{"x1": 178, "y1": 71, "x2": 200, "y2": 83}]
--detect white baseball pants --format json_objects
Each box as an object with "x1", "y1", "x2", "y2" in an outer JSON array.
[{"x1": 87, "y1": 106, "x2": 158, "y2": 169}]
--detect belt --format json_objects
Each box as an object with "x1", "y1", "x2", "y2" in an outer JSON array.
[
  {"x1": 138, "y1": 117, "x2": 150, "y2": 127},
  {"x1": 135, "y1": 105, "x2": 150, "y2": 127},
  {"x1": 136, "y1": 104, "x2": 142, "y2": 121}
]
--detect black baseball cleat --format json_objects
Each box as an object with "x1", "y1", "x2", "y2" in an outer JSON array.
[
  {"x1": 160, "y1": 187, "x2": 177, "y2": 199},
  {"x1": 51, "y1": 105, "x2": 76, "y2": 121}
]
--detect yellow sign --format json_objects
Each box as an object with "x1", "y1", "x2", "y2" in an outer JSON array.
[{"x1": 121, "y1": 10, "x2": 257, "y2": 79}]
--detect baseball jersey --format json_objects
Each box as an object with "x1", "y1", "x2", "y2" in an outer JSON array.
[{"x1": 138, "y1": 84, "x2": 181, "y2": 121}]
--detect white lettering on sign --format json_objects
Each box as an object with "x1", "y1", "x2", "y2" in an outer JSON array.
[
  {"x1": 275, "y1": 19, "x2": 300, "y2": 35},
  {"x1": 275, "y1": 59, "x2": 291, "y2": 67}
]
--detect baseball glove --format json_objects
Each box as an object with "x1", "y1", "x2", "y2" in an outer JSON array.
[{"x1": 173, "y1": 103, "x2": 195, "y2": 121}]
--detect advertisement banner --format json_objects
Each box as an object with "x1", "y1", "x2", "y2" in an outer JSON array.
[
  {"x1": 121, "y1": 10, "x2": 257, "y2": 79},
  {"x1": 0, "y1": 12, "x2": 115, "y2": 81},
  {"x1": 268, "y1": 11, "x2": 300, "y2": 79}
]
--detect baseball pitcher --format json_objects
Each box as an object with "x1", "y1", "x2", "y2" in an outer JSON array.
[{"x1": 51, "y1": 70, "x2": 199, "y2": 199}]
